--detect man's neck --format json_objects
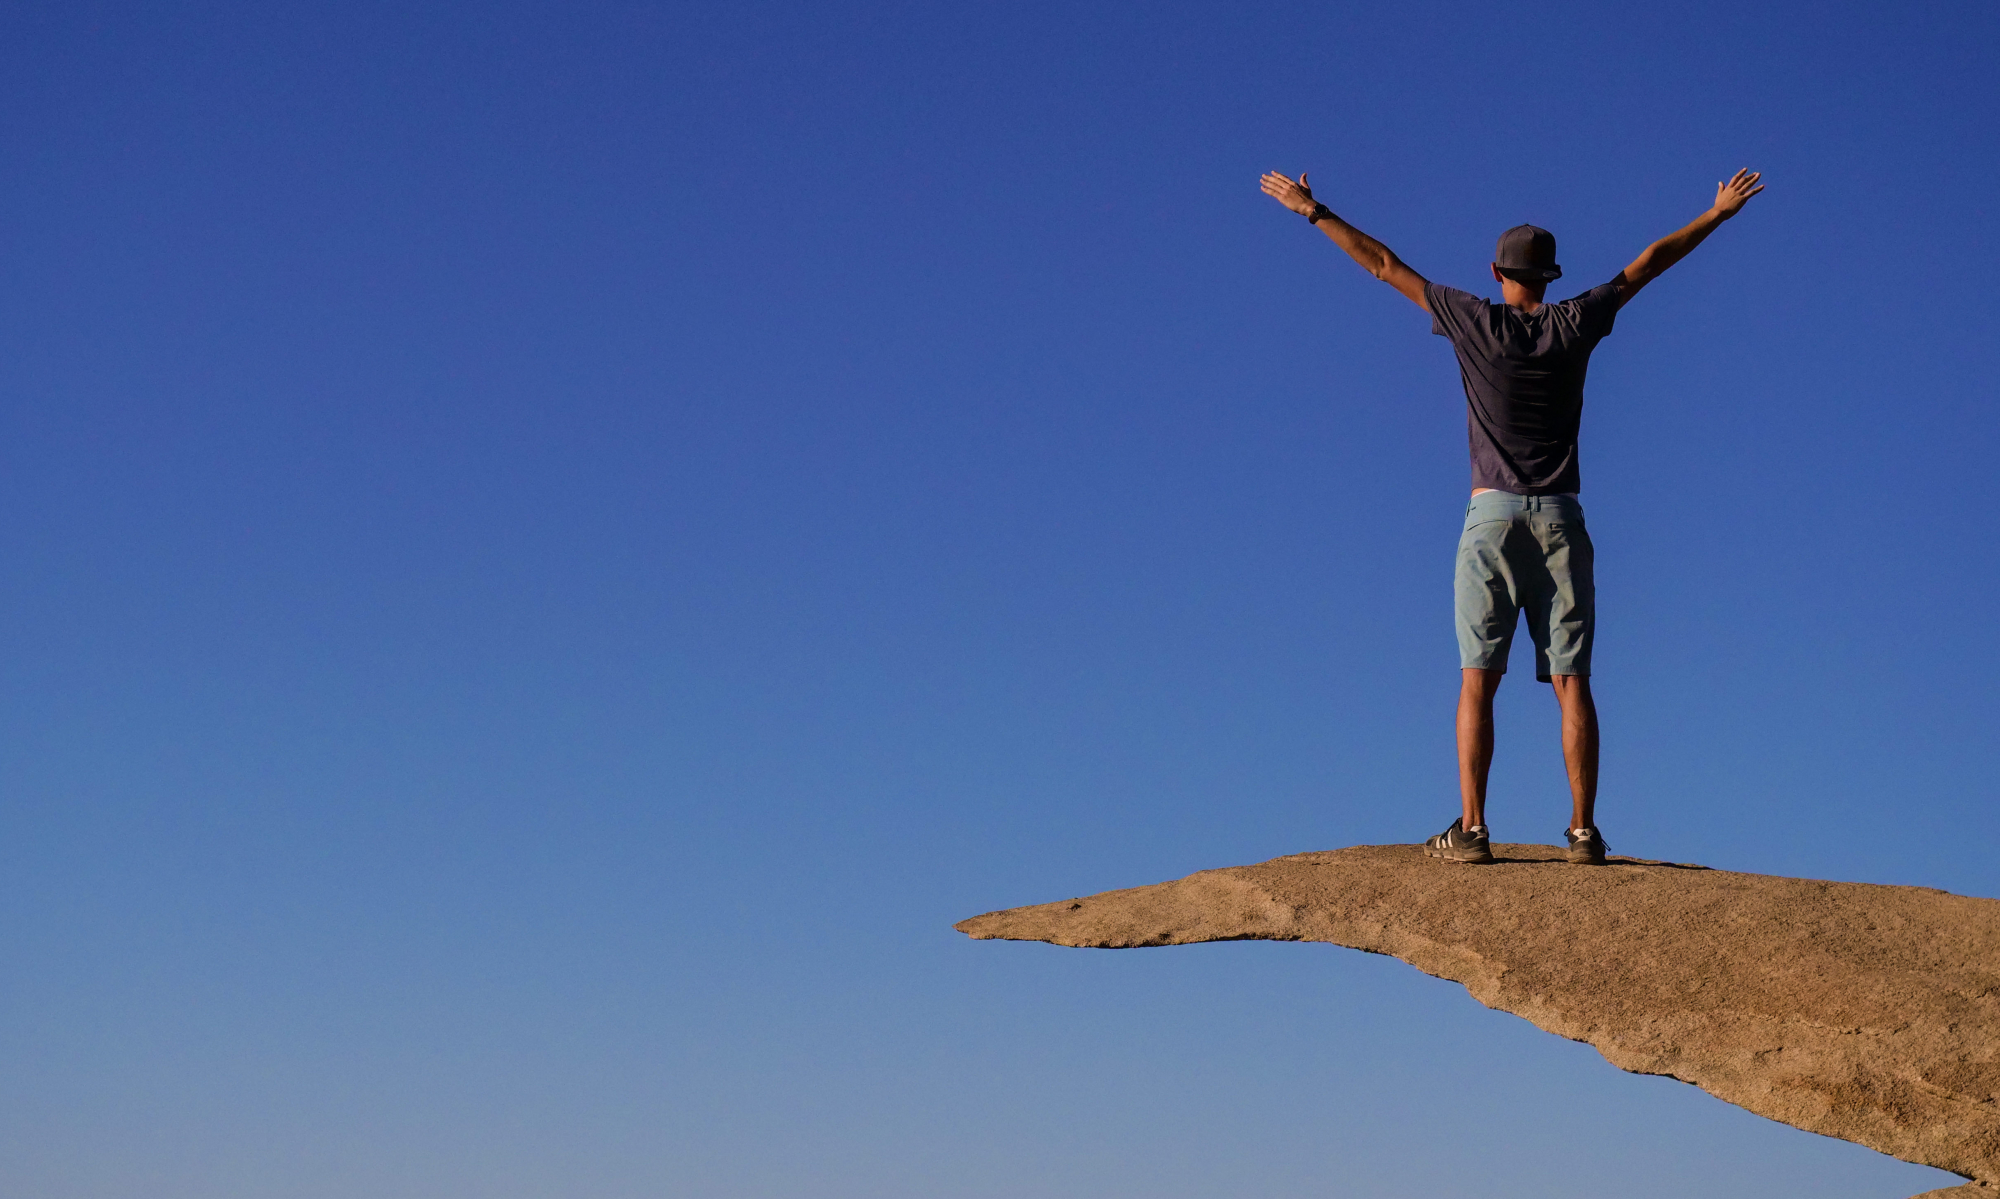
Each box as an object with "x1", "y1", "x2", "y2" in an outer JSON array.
[{"x1": 1500, "y1": 278, "x2": 1548, "y2": 312}]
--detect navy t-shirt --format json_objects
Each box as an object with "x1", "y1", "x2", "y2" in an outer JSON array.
[{"x1": 1425, "y1": 281, "x2": 1622, "y2": 495}]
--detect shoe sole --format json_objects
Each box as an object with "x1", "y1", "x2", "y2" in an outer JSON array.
[
  {"x1": 1426, "y1": 845, "x2": 1495, "y2": 865},
  {"x1": 1567, "y1": 847, "x2": 1607, "y2": 865}
]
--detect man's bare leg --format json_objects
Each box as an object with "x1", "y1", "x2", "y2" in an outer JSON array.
[
  {"x1": 1550, "y1": 674, "x2": 1599, "y2": 831},
  {"x1": 1457, "y1": 668, "x2": 1503, "y2": 830}
]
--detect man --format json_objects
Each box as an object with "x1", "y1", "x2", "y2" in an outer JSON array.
[{"x1": 1260, "y1": 166, "x2": 1764, "y2": 865}]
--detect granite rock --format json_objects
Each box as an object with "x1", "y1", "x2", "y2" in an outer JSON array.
[{"x1": 956, "y1": 844, "x2": 2000, "y2": 1191}]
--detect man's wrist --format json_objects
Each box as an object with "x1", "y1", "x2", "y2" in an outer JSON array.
[{"x1": 1306, "y1": 202, "x2": 1333, "y2": 224}]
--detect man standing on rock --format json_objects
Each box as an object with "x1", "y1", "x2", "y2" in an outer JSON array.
[{"x1": 1261, "y1": 167, "x2": 1764, "y2": 865}]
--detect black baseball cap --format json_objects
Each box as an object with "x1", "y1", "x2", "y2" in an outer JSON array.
[{"x1": 1495, "y1": 224, "x2": 1562, "y2": 281}]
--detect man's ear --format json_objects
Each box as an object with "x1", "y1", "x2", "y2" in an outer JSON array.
[{"x1": 1490, "y1": 262, "x2": 1506, "y2": 283}]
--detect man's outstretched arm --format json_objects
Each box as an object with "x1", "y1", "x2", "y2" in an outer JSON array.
[
  {"x1": 1610, "y1": 169, "x2": 1765, "y2": 305},
  {"x1": 1261, "y1": 171, "x2": 1429, "y2": 311}
]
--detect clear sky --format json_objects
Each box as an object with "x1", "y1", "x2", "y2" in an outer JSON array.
[{"x1": 1, "y1": 3, "x2": 1994, "y2": 1197}]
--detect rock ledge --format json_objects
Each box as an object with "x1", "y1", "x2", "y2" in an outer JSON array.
[{"x1": 957, "y1": 844, "x2": 2000, "y2": 1191}]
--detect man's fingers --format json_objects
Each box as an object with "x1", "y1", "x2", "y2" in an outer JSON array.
[{"x1": 1719, "y1": 170, "x2": 1762, "y2": 202}]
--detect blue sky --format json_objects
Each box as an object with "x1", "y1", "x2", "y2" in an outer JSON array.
[{"x1": 1, "y1": 2, "x2": 1994, "y2": 1196}]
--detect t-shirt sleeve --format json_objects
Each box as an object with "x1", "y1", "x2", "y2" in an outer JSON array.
[
  {"x1": 1425, "y1": 283, "x2": 1484, "y2": 340},
  {"x1": 1576, "y1": 283, "x2": 1622, "y2": 339}
]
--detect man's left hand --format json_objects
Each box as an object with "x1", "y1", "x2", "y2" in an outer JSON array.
[{"x1": 1261, "y1": 170, "x2": 1318, "y2": 216}]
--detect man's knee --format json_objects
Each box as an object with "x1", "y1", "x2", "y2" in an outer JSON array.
[
  {"x1": 1461, "y1": 667, "x2": 1504, "y2": 700},
  {"x1": 1549, "y1": 672, "x2": 1595, "y2": 709}
]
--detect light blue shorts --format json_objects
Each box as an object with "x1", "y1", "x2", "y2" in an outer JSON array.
[{"x1": 1454, "y1": 492, "x2": 1595, "y2": 681}]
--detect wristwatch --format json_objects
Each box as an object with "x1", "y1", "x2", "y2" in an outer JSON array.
[{"x1": 1306, "y1": 202, "x2": 1333, "y2": 224}]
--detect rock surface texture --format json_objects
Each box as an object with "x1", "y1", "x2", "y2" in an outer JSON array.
[{"x1": 956, "y1": 845, "x2": 2000, "y2": 1192}]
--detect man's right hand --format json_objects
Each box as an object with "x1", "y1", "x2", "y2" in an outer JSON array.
[
  {"x1": 1261, "y1": 170, "x2": 1318, "y2": 216},
  {"x1": 1712, "y1": 168, "x2": 1765, "y2": 219},
  {"x1": 1613, "y1": 167, "x2": 1766, "y2": 307}
]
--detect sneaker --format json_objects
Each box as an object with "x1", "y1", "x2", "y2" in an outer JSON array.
[
  {"x1": 1565, "y1": 826, "x2": 1609, "y2": 865},
  {"x1": 1425, "y1": 817, "x2": 1494, "y2": 865}
]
